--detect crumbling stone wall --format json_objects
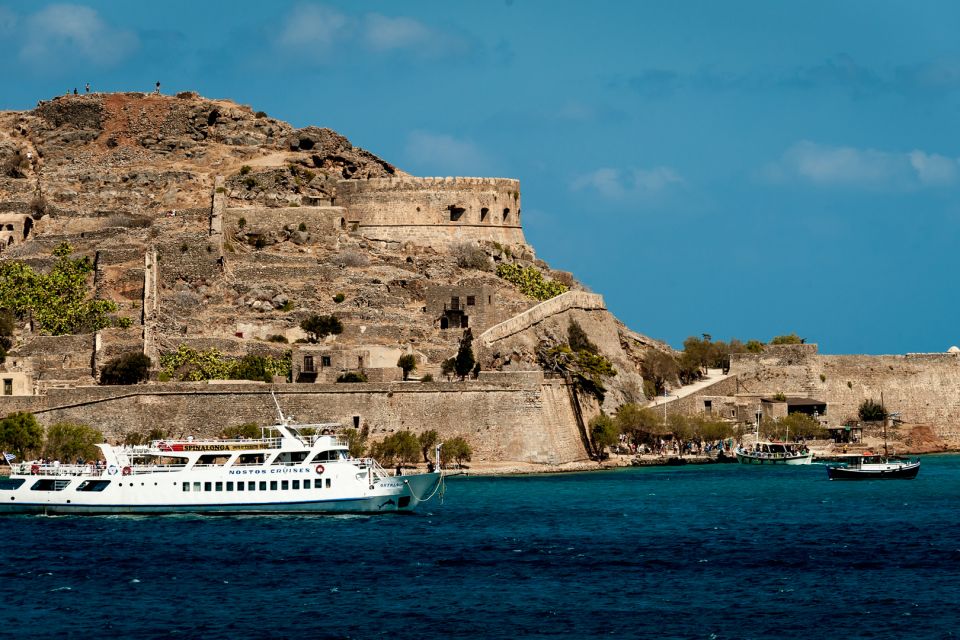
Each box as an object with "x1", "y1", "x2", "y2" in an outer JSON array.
[{"x1": 337, "y1": 177, "x2": 527, "y2": 247}]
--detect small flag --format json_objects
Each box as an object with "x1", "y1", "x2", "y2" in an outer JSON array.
[{"x1": 2, "y1": 452, "x2": 15, "y2": 462}]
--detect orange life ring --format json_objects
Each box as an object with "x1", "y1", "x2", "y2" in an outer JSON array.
[
  {"x1": 121, "y1": 466, "x2": 132, "y2": 476},
  {"x1": 315, "y1": 464, "x2": 325, "y2": 475},
  {"x1": 30, "y1": 464, "x2": 40, "y2": 475}
]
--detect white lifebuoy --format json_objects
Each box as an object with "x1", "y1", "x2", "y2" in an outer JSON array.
[
  {"x1": 107, "y1": 465, "x2": 119, "y2": 475},
  {"x1": 121, "y1": 466, "x2": 132, "y2": 476},
  {"x1": 315, "y1": 464, "x2": 325, "y2": 475}
]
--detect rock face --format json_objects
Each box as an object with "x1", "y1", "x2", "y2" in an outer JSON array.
[{"x1": 0, "y1": 91, "x2": 667, "y2": 461}]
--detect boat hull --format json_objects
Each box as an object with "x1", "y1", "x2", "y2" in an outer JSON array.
[
  {"x1": 0, "y1": 472, "x2": 443, "y2": 516},
  {"x1": 735, "y1": 452, "x2": 813, "y2": 465},
  {"x1": 827, "y1": 462, "x2": 919, "y2": 480}
]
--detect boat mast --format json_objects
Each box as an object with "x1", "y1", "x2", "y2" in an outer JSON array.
[{"x1": 881, "y1": 391, "x2": 888, "y2": 458}]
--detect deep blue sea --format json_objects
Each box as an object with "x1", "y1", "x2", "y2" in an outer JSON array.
[{"x1": 2, "y1": 456, "x2": 959, "y2": 639}]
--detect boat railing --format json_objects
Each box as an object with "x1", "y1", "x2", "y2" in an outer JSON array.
[{"x1": 351, "y1": 457, "x2": 390, "y2": 481}]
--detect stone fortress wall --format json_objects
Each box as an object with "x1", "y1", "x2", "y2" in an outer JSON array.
[
  {"x1": 336, "y1": 177, "x2": 527, "y2": 247},
  {"x1": 0, "y1": 373, "x2": 590, "y2": 465},
  {"x1": 729, "y1": 344, "x2": 960, "y2": 439}
]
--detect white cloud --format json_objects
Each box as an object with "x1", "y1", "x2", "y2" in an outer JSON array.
[
  {"x1": 277, "y1": 3, "x2": 348, "y2": 50},
  {"x1": 767, "y1": 141, "x2": 960, "y2": 189},
  {"x1": 405, "y1": 131, "x2": 490, "y2": 175},
  {"x1": 571, "y1": 166, "x2": 682, "y2": 199},
  {"x1": 20, "y1": 4, "x2": 138, "y2": 67},
  {"x1": 364, "y1": 14, "x2": 432, "y2": 52}
]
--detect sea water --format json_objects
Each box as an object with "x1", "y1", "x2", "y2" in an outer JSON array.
[{"x1": 1, "y1": 456, "x2": 959, "y2": 639}]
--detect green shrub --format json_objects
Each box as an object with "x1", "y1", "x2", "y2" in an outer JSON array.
[
  {"x1": 333, "y1": 293, "x2": 345, "y2": 304},
  {"x1": 819, "y1": 373, "x2": 826, "y2": 382},
  {"x1": 239, "y1": 165, "x2": 252, "y2": 175},
  {"x1": 238, "y1": 217, "x2": 246, "y2": 229},
  {"x1": 221, "y1": 422, "x2": 260, "y2": 439},
  {"x1": 267, "y1": 334, "x2": 288, "y2": 343},
  {"x1": 440, "y1": 436, "x2": 472, "y2": 467},
  {"x1": 298, "y1": 222, "x2": 307, "y2": 232},
  {"x1": 770, "y1": 333, "x2": 804, "y2": 345},
  {"x1": 159, "y1": 345, "x2": 291, "y2": 382},
  {"x1": 589, "y1": 414, "x2": 619, "y2": 458},
  {"x1": 100, "y1": 352, "x2": 152, "y2": 385},
  {"x1": 397, "y1": 354, "x2": 417, "y2": 380},
  {"x1": 420, "y1": 373, "x2": 434, "y2": 383},
  {"x1": 280, "y1": 300, "x2": 294, "y2": 312},
  {"x1": 243, "y1": 176, "x2": 256, "y2": 189},
  {"x1": 858, "y1": 399, "x2": 886, "y2": 422},
  {"x1": 772, "y1": 392, "x2": 787, "y2": 401},
  {"x1": 336, "y1": 371, "x2": 368, "y2": 383},
  {"x1": 115, "y1": 316, "x2": 133, "y2": 329},
  {"x1": 496, "y1": 263, "x2": 568, "y2": 301},
  {"x1": 43, "y1": 422, "x2": 103, "y2": 461}
]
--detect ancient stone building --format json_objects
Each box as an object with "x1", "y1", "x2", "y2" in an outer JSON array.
[
  {"x1": 291, "y1": 344, "x2": 405, "y2": 383},
  {"x1": 337, "y1": 177, "x2": 526, "y2": 247},
  {"x1": 425, "y1": 283, "x2": 500, "y2": 332},
  {"x1": 0, "y1": 213, "x2": 34, "y2": 252}
]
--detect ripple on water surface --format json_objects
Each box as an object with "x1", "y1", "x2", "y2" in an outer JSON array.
[{"x1": 1, "y1": 456, "x2": 959, "y2": 639}]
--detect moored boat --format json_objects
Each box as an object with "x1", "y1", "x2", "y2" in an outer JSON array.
[
  {"x1": 735, "y1": 441, "x2": 813, "y2": 465},
  {"x1": 826, "y1": 453, "x2": 920, "y2": 480},
  {"x1": 0, "y1": 396, "x2": 444, "y2": 515}
]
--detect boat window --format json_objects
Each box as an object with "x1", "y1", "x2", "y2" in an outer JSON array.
[
  {"x1": 204, "y1": 482, "x2": 212, "y2": 492},
  {"x1": 292, "y1": 480, "x2": 300, "y2": 490},
  {"x1": 236, "y1": 482, "x2": 244, "y2": 492},
  {"x1": 31, "y1": 479, "x2": 70, "y2": 491},
  {"x1": 226, "y1": 482, "x2": 234, "y2": 491},
  {"x1": 193, "y1": 482, "x2": 201, "y2": 492},
  {"x1": 182, "y1": 483, "x2": 190, "y2": 492},
  {"x1": 237, "y1": 453, "x2": 264, "y2": 465},
  {"x1": 303, "y1": 482, "x2": 310, "y2": 491},
  {"x1": 270, "y1": 481, "x2": 278, "y2": 490},
  {"x1": 311, "y1": 450, "x2": 347, "y2": 462},
  {"x1": 215, "y1": 482, "x2": 223, "y2": 492},
  {"x1": 0, "y1": 478, "x2": 25, "y2": 490},
  {"x1": 248, "y1": 482, "x2": 256, "y2": 491},
  {"x1": 314, "y1": 479, "x2": 323, "y2": 489},
  {"x1": 281, "y1": 480, "x2": 289, "y2": 490},
  {"x1": 198, "y1": 454, "x2": 230, "y2": 466},
  {"x1": 325, "y1": 478, "x2": 331, "y2": 488},
  {"x1": 272, "y1": 451, "x2": 309, "y2": 465},
  {"x1": 259, "y1": 481, "x2": 267, "y2": 491},
  {"x1": 77, "y1": 480, "x2": 110, "y2": 492}
]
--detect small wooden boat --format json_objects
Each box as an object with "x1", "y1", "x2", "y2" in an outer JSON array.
[{"x1": 826, "y1": 453, "x2": 920, "y2": 480}]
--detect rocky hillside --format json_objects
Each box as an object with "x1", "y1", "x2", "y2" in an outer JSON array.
[{"x1": 0, "y1": 92, "x2": 666, "y2": 411}]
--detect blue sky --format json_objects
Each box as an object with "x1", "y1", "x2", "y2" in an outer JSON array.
[{"x1": 2, "y1": 1, "x2": 959, "y2": 355}]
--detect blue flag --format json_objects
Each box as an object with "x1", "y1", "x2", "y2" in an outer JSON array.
[{"x1": 2, "y1": 452, "x2": 15, "y2": 462}]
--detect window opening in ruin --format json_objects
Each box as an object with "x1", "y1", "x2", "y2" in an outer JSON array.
[
  {"x1": 448, "y1": 205, "x2": 466, "y2": 222},
  {"x1": 303, "y1": 356, "x2": 315, "y2": 373},
  {"x1": 22, "y1": 217, "x2": 32, "y2": 240},
  {"x1": 321, "y1": 356, "x2": 331, "y2": 367},
  {"x1": 7, "y1": 238, "x2": 12, "y2": 247},
  {"x1": 3, "y1": 379, "x2": 11, "y2": 396},
  {"x1": 480, "y1": 208, "x2": 489, "y2": 222},
  {"x1": 358, "y1": 356, "x2": 364, "y2": 368},
  {"x1": 488, "y1": 295, "x2": 492, "y2": 304},
  {"x1": 503, "y1": 208, "x2": 510, "y2": 222},
  {"x1": 340, "y1": 218, "x2": 346, "y2": 230},
  {"x1": 450, "y1": 296, "x2": 460, "y2": 310},
  {"x1": 353, "y1": 416, "x2": 360, "y2": 429},
  {"x1": 440, "y1": 317, "x2": 449, "y2": 330},
  {"x1": 704, "y1": 400, "x2": 712, "y2": 415},
  {"x1": 467, "y1": 296, "x2": 475, "y2": 306},
  {"x1": 462, "y1": 316, "x2": 469, "y2": 329},
  {"x1": 4, "y1": 224, "x2": 11, "y2": 231}
]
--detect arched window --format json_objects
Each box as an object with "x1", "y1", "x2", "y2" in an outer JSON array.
[
  {"x1": 502, "y1": 208, "x2": 510, "y2": 223},
  {"x1": 22, "y1": 217, "x2": 32, "y2": 240},
  {"x1": 480, "y1": 207, "x2": 489, "y2": 222}
]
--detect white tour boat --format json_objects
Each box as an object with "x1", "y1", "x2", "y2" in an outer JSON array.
[
  {"x1": 735, "y1": 441, "x2": 813, "y2": 465},
  {"x1": 0, "y1": 397, "x2": 444, "y2": 515}
]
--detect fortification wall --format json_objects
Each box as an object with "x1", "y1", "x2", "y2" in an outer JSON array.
[
  {"x1": 0, "y1": 373, "x2": 590, "y2": 464},
  {"x1": 337, "y1": 177, "x2": 527, "y2": 247},
  {"x1": 731, "y1": 346, "x2": 960, "y2": 438},
  {"x1": 479, "y1": 291, "x2": 606, "y2": 346}
]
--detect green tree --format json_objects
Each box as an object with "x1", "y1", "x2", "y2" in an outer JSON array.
[
  {"x1": 230, "y1": 354, "x2": 274, "y2": 383},
  {"x1": 342, "y1": 427, "x2": 368, "y2": 458},
  {"x1": 440, "y1": 357, "x2": 456, "y2": 379},
  {"x1": 0, "y1": 411, "x2": 43, "y2": 461},
  {"x1": 858, "y1": 398, "x2": 886, "y2": 422},
  {"x1": 778, "y1": 413, "x2": 827, "y2": 439},
  {"x1": 336, "y1": 371, "x2": 368, "y2": 383},
  {"x1": 440, "y1": 436, "x2": 472, "y2": 467},
  {"x1": 371, "y1": 430, "x2": 420, "y2": 466},
  {"x1": 100, "y1": 352, "x2": 152, "y2": 385},
  {"x1": 221, "y1": 422, "x2": 260, "y2": 439},
  {"x1": 589, "y1": 414, "x2": 619, "y2": 459},
  {"x1": 641, "y1": 350, "x2": 678, "y2": 396},
  {"x1": 397, "y1": 354, "x2": 417, "y2": 381},
  {"x1": 418, "y1": 429, "x2": 439, "y2": 463},
  {"x1": 454, "y1": 329, "x2": 475, "y2": 379},
  {"x1": 43, "y1": 422, "x2": 103, "y2": 462},
  {"x1": 300, "y1": 314, "x2": 343, "y2": 343},
  {"x1": 0, "y1": 243, "x2": 118, "y2": 335},
  {"x1": 0, "y1": 308, "x2": 14, "y2": 364},
  {"x1": 615, "y1": 403, "x2": 663, "y2": 443},
  {"x1": 745, "y1": 340, "x2": 765, "y2": 353},
  {"x1": 770, "y1": 333, "x2": 804, "y2": 345}
]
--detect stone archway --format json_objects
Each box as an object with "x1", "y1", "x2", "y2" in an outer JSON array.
[{"x1": 22, "y1": 217, "x2": 32, "y2": 240}]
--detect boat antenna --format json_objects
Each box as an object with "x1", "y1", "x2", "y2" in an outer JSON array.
[
  {"x1": 881, "y1": 390, "x2": 888, "y2": 458},
  {"x1": 271, "y1": 391, "x2": 287, "y2": 425}
]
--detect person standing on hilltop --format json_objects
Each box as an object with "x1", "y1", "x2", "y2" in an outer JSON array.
[
  {"x1": 73, "y1": 88, "x2": 77, "y2": 95},
  {"x1": 154, "y1": 81, "x2": 160, "y2": 95},
  {"x1": 85, "y1": 83, "x2": 90, "y2": 94}
]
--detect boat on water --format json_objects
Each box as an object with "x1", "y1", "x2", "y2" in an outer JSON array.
[
  {"x1": 735, "y1": 441, "x2": 813, "y2": 465},
  {"x1": 825, "y1": 453, "x2": 920, "y2": 480},
  {"x1": 0, "y1": 396, "x2": 444, "y2": 515}
]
